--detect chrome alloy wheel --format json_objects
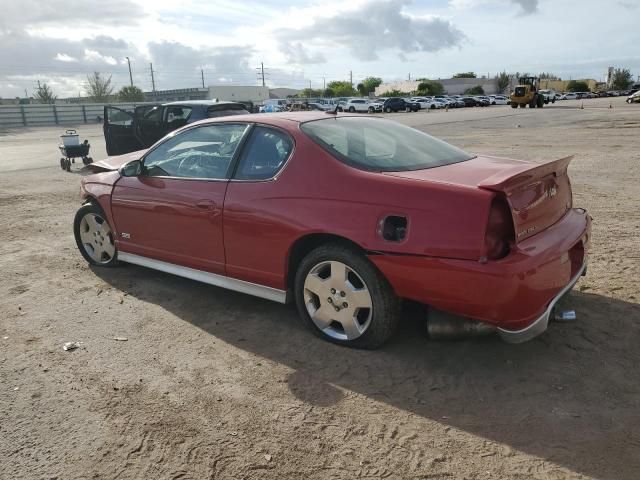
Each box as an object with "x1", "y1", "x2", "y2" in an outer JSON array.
[
  {"x1": 303, "y1": 261, "x2": 373, "y2": 341},
  {"x1": 78, "y1": 213, "x2": 116, "y2": 264}
]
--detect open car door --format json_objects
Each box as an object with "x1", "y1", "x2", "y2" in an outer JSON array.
[
  {"x1": 135, "y1": 104, "x2": 167, "y2": 148},
  {"x1": 103, "y1": 106, "x2": 144, "y2": 156}
]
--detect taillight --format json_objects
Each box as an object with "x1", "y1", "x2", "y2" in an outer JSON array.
[{"x1": 483, "y1": 198, "x2": 514, "y2": 261}]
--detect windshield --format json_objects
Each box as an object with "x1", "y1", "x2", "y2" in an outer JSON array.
[{"x1": 300, "y1": 117, "x2": 474, "y2": 172}]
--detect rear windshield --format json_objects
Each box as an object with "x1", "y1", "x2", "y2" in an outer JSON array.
[
  {"x1": 207, "y1": 104, "x2": 249, "y2": 118},
  {"x1": 300, "y1": 117, "x2": 474, "y2": 172}
]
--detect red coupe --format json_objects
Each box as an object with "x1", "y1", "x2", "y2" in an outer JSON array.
[{"x1": 75, "y1": 112, "x2": 590, "y2": 348}]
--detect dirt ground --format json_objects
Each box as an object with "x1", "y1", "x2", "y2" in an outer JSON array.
[{"x1": 1, "y1": 98, "x2": 639, "y2": 480}]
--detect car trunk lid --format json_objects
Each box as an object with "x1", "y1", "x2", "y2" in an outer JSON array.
[{"x1": 383, "y1": 154, "x2": 573, "y2": 243}]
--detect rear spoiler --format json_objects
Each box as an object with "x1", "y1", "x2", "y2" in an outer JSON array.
[{"x1": 478, "y1": 155, "x2": 573, "y2": 193}]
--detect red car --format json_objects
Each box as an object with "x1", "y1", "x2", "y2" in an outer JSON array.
[{"x1": 75, "y1": 112, "x2": 590, "y2": 348}]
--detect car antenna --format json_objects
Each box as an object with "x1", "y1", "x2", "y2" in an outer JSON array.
[{"x1": 326, "y1": 103, "x2": 339, "y2": 115}]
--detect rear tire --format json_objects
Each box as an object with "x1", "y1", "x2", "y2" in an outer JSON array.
[
  {"x1": 294, "y1": 243, "x2": 401, "y2": 349},
  {"x1": 511, "y1": 103, "x2": 518, "y2": 109},
  {"x1": 348, "y1": 106, "x2": 355, "y2": 113},
  {"x1": 65, "y1": 159, "x2": 71, "y2": 172},
  {"x1": 384, "y1": 107, "x2": 392, "y2": 113}
]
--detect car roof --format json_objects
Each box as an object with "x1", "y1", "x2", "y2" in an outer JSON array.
[
  {"x1": 162, "y1": 100, "x2": 243, "y2": 107},
  {"x1": 188, "y1": 111, "x2": 367, "y2": 128}
]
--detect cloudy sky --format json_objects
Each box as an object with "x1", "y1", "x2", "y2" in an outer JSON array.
[{"x1": 0, "y1": 0, "x2": 638, "y2": 98}]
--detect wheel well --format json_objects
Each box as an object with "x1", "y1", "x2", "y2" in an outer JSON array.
[
  {"x1": 286, "y1": 233, "x2": 364, "y2": 290},
  {"x1": 82, "y1": 195, "x2": 99, "y2": 207}
]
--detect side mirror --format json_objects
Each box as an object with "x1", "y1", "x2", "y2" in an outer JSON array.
[{"x1": 121, "y1": 160, "x2": 142, "y2": 177}]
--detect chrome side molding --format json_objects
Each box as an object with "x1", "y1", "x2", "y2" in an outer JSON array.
[{"x1": 117, "y1": 252, "x2": 288, "y2": 304}]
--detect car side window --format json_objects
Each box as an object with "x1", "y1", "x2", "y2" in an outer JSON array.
[
  {"x1": 234, "y1": 126, "x2": 293, "y2": 180},
  {"x1": 165, "y1": 106, "x2": 192, "y2": 129},
  {"x1": 143, "y1": 106, "x2": 163, "y2": 123},
  {"x1": 143, "y1": 124, "x2": 249, "y2": 180}
]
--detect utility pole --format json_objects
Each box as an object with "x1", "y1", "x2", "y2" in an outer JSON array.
[
  {"x1": 260, "y1": 62, "x2": 265, "y2": 87},
  {"x1": 323, "y1": 76, "x2": 326, "y2": 92},
  {"x1": 37, "y1": 80, "x2": 41, "y2": 90},
  {"x1": 408, "y1": 73, "x2": 411, "y2": 81},
  {"x1": 350, "y1": 70, "x2": 353, "y2": 88},
  {"x1": 149, "y1": 63, "x2": 156, "y2": 92},
  {"x1": 309, "y1": 80, "x2": 312, "y2": 99},
  {"x1": 126, "y1": 57, "x2": 133, "y2": 87},
  {"x1": 201, "y1": 69, "x2": 205, "y2": 88}
]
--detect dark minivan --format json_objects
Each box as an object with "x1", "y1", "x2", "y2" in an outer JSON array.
[{"x1": 103, "y1": 100, "x2": 249, "y2": 155}]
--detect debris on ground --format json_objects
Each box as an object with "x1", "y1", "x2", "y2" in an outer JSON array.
[
  {"x1": 113, "y1": 337, "x2": 128, "y2": 342},
  {"x1": 62, "y1": 342, "x2": 82, "y2": 351}
]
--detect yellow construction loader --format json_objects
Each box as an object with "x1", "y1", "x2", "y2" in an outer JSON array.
[{"x1": 510, "y1": 76, "x2": 545, "y2": 108}]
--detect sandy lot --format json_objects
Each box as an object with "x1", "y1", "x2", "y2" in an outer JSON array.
[{"x1": 1, "y1": 98, "x2": 639, "y2": 480}]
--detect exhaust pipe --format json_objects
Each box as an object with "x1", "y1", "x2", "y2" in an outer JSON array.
[
  {"x1": 553, "y1": 309, "x2": 577, "y2": 322},
  {"x1": 427, "y1": 308, "x2": 496, "y2": 340}
]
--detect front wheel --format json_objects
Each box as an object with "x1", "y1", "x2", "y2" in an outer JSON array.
[
  {"x1": 384, "y1": 107, "x2": 392, "y2": 113},
  {"x1": 294, "y1": 244, "x2": 401, "y2": 349},
  {"x1": 511, "y1": 103, "x2": 518, "y2": 109},
  {"x1": 74, "y1": 203, "x2": 118, "y2": 267},
  {"x1": 348, "y1": 106, "x2": 355, "y2": 113}
]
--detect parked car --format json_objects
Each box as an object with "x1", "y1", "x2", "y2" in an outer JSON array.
[
  {"x1": 260, "y1": 104, "x2": 285, "y2": 113},
  {"x1": 475, "y1": 96, "x2": 493, "y2": 106},
  {"x1": 538, "y1": 89, "x2": 558, "y2": 103},
  {"x1": 382, "y1": 97, "x2": 419, "y2": 112},
  {"x1": 76, "y1": 112, "x2": 590, "y2": 348},
  {"x1": 403, "y1": 98, "x2": 424, "y2": 110},
  {"x1": 342, "y1": 99, "x2": 379, "y2": 113},
  {"x1": 489, "y1": 95, "x2": 509, "y2": 105},
  {"x1": 560, "y1": 93, "x2": 578, "y2": 100},
  {"x1": 307, "y1": 102, "x2": 332, "y2": 111},
  {"x1": 411, "y1": 97, "x2": 439, "y2": 109},
  {"x1": 627, "y1": 90, "x2": 640, "y2": 104},
  {"x1": 104, "y1": 100, "x2": 249, "y2": 156},
  {"x1": 436, "y1": 95, "x2": 461, "y2": 107},
  {"x1": 461, "y1": 97, "x2": 480, "y2": 107},
  {"x1": 433, "y1": 98, "x2": 452, "y2": 109}
]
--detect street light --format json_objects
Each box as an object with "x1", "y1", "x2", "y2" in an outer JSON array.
[{"x1": 125, "y1": 57, "x2": 133, "y2": 87}]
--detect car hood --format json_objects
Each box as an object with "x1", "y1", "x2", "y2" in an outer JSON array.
[{"x1": 89, "y1": 149, "x2": 148, "y2": 172}]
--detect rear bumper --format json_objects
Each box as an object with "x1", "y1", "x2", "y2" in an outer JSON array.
[
  {"x1": 497, "y1": 261, "x2": 586, "y2": 343},
  {"x1": 369, "y1": 208, "x2": 591, "y2": 338}
]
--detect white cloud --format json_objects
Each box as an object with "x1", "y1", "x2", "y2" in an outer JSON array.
[
  {"x1": 449, "y1": 0, "x2": 538, "y2": 15},
  {"x1": 54, "y1": 53, "x2": 78, "y2": 62},
  {"x1": 83, "y1": 49, "x2": 118, "y2": 65},
  {"x1": 276, "y1": 0, "x2": 465, "y2": 63}
]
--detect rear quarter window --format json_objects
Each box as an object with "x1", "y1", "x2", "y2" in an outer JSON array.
[{"x1": 301, "y1": 117, "x2": 474, "y2": 172}]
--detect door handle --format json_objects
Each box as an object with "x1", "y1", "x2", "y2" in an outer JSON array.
[{"x1": 195, "y1": 200, "x2": 216, "y2": 210}]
